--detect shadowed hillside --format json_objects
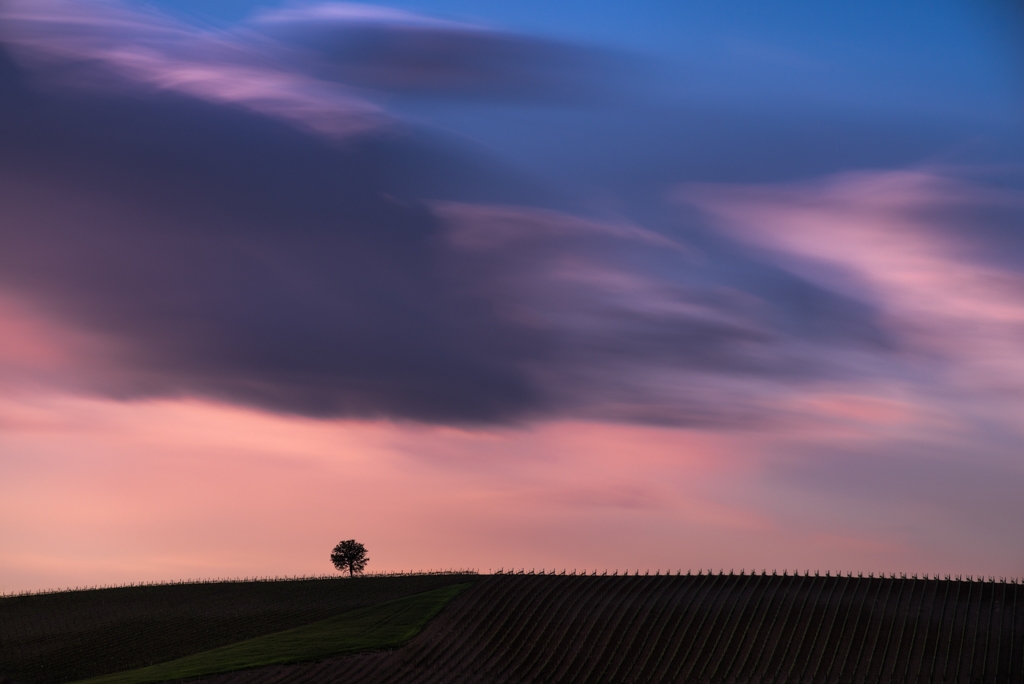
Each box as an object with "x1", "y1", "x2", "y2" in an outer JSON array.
[
  {"x1": 0, "y1": 574, "x2": 476, "y2": 684},
  {"x1": 189, "y1": 571, "x2": 1024, "y2": 684}
]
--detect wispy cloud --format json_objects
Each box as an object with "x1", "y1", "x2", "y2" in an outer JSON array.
[
  {"x1": 0, "y1": 0, "x2": 905, "y2": 426},
  {"x1": 0, "y1": 0, "x2": 385, "y2": 138},
  {"x1": 251, "y1": 2, "x2": 636, "y2": 102},
  {"x1": 3, "y1": 4, "x2": 1020, "y2": 431},
  {"x1": 678, "y1": 170, "x2": 1024, "y2": 398}
]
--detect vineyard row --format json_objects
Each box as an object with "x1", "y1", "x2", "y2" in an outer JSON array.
[{"x1": 305, "y1": 573, "x2": 1024, "y2": 684}]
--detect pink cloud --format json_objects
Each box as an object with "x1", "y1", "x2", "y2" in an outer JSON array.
[
  {"x1": 0, "y1": 394, "x2": 798, "y2": 593},
  {"x1": 0, "y1": 0, "x2": 384, "y2": 138},
  {"x1": 253, "y1": 3, "x2": 469, "y2": 30},
  {"x1": 0, "y1": 294, "x2": 117, "y2": 396},
  {"x1": 678, "y1": 170, "x2": 1024, "y2": 379},
  {"x1": 3, "y1": 390, "x2": 1020, "y2": 595},
  {"x1": 664, "y1": 169, "x2": 1024, "y2": 572},
  {"x1": 678, "y1": 170, "x2": 1024, "y2": 437}
]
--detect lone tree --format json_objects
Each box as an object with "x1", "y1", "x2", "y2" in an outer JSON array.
[{"x1": 331, "y1": 539, "x2": 369, "y2": 576}]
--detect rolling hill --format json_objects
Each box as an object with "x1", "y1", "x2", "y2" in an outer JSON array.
[
  {"x1": 0, "y1": 574, "x2": 475, "y2": 684},
  {"x1": 2, "y1": 571, "x2": 1021, "y2": 683}
]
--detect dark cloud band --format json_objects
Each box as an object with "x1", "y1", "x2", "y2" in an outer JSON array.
[{"x1": 4, "y1": 1, "x2": 1012, "y2": 427}]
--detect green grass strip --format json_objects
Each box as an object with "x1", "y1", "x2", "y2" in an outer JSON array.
[{"x1": 75, "y1": 583, "x2": 472, "y2": 684}]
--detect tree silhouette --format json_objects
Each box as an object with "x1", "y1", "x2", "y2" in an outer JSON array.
[{"x1": 331, "y1": 539, "x2": 369, "y2": 576}]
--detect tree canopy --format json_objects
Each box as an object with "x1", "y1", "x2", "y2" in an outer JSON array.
[{"x1": 331, "y1": 539, "x2": 369, "y2": 576}]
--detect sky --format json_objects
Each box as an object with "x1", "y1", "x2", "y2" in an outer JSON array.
[{"x1": 1, "y1": 0, "x2": 1023, "y2": 594}]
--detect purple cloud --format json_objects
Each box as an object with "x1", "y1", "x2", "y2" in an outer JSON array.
[
  {"x1": 251, "y1": 2, "x2": 637, "y2": 102},
  {"x1": 1, "y1": 0, "x2": 1021, "y2": 433},
  {"x1": 0, "y1": 0, "x2": 385, "y2": 138}
]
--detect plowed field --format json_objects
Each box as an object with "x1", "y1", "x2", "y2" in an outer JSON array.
[{"x1": 188, "y1": 572, "x2": 1023, "y2": 684}]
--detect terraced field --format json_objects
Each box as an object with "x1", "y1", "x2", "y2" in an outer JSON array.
[{"x1": 190, "y1": 571, "x2": 1023, "y2": 684}]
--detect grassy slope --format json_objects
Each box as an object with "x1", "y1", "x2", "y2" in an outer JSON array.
[
  {"x1": 0, "y1": 574, "x2": 476, "y2": 684},
  {"x1": 75, "y1": 584, "x2": 470, "y2": 684}
]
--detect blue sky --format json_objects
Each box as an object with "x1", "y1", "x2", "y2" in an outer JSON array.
[{"x1": 142, "y1": 0, "x2": 1022, "y2": 118}]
